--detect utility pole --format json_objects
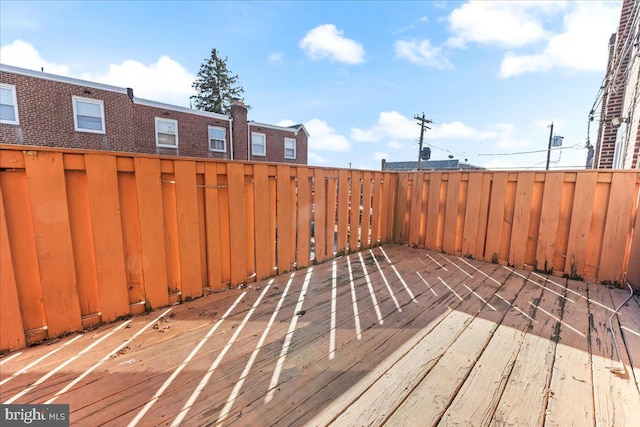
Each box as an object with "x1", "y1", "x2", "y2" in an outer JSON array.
[
  {"x1": 546, "y1": 122, "x2": 554, "y2": 171},
  {"x1": 414, "y1": 113, "x2": 433, "y2": 170}
]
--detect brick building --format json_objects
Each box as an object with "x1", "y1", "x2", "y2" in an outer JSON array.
[
  {"x1": 0, "y1": 64, "x2": 308, "y2": 164},
  {"x1": 594, "y1": 0, "x2": 640, "y2": 169}
]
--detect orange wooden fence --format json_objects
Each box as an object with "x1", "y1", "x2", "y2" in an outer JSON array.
[
  {"x1": 0, "y1": 146, "x2": 397, "y2": 351},
  {"x1": 1, "y1": 145, "x2": 639, "y2": 352},
  {"x1": 393, "y1": 170, "x2": 640, "y2": 290}
]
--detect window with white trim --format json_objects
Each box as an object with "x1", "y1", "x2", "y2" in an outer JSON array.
[
  {"x1": 0, "y1": 84, "x2": 19, "y2": 125},
  {"x1": 284, "y1": 137, "x2": 296, "y2": 159},
  {"x1": 252, "y1": 132, "x2": 266, "y2": 156},
  {"x1": 155, "y1": 117, "x2": 178, "y2": 148},
  {"x1": 72, "y1": 96, "x2": 105, "y2": 133},
  {"x1": 208, "y1": 126, "x2": 226, "y2": 152}
]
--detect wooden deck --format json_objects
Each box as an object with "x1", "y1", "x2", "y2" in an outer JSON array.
[{"x1": 1, "y1": 244, "x2": 639, "y2": 426}]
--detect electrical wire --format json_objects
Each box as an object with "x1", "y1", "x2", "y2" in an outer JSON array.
[{"x1": 477, "y1": 143, "x2": 583, "y2": 157}]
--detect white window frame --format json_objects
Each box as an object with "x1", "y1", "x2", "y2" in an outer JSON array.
[
  {"x1": 72, "y1": 96, "x2": 105, "y2": 134},
  {"x1": 0, "y1": 83, "x2": 20, "y2": 125},
  {"x1": 155, "y1": 117, "x2": 179, "y2": 148},
  {"x1": 252, "y1": 132, "x2": 266, "y2": 157},
  {"x1": 208, "y1": 126, "x2": 226, "y2": 152},
  {"x1": 284, "y1": 137, "x2": 296, "y2": 160}
]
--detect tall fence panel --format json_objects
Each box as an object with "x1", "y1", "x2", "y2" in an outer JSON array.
[
  {"x1": 0, "y1": 146, "x2": 391, "y2": 351},
  {"x1": 393, "y1": 170, "x2": 640, "y2": 288}
]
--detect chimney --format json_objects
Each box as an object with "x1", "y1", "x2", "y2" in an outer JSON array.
[{"x1": 231, "y1": 99, "x2": 249, "y2": 160}]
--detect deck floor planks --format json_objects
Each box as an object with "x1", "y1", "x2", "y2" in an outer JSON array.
[
  {"x1": 220, "y1": 251, "x2": 470, "y2": 427},
  {"x1": 588, "y1": 281, "x2": 640, "y2": 426},
  {"x1": 2, "y1": 244, "x2": 640, "y2": 427},
  {"x1": 544, "y1": 278, "x2": 594, "y2": 426},
  {"x1": 325, "y1": 262, "x2": 502, "y2": 426},
  {"x1": 489, "y1": 273, "x2": 568, "y2": 426},
  {"x1": 105, "y1": 248, "x2": 435, "y2": 425},
  {"x1": 18, "y1": 291, "x2": 246, "y2": 407},
  {"x1": 383, "y1": 263, "x2": 510, "y2": 427},
  {"x1": 610, "y1": 288, "x2": 640, "y2": 395},
  {"x1": 193, "y1": 249, "x2": 461, "y2": 426},
  {"x1": 437, "y1": 269, "x2": 540, "y2": 426}
]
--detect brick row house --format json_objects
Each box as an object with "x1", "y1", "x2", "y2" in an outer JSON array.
[{"x1": 0, "y1": 64, "x2": 308, "y2": 164}]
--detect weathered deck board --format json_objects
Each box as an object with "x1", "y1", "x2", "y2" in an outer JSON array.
[
  {"x1": 544, "y1": 278, "x2": 594, "y2": 426},
  {"x1": 0, "y1": 244, "x2": 638, "y2": 427}
]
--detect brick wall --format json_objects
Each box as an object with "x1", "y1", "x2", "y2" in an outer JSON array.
[
  {"x1": 0, "y1": 72, "x2": 135, "y2": 151},
  {"x1": 247, "y1": 123, "x2": 308, "y2": 164},
  {"x1": 133, "y1": 103, "x2": 232, "y2": 159},
  {"x1": 595, "y1": 0, "x2": 636, "y2": 168},
  {"x1": 1, "y1": 66, "x2": 307, "y2": 164}
]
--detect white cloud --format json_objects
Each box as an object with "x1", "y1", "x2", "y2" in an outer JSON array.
[
  {"x1": 276, "y1": 119, "x2": 297, "y2": 127},
  {"x1": 394, "y1": 39, "x2": 452, "y2": 69},
  {"x1": 300, "y1": 24, "x2": 365, "y2": 64},
  {"x1": 431, "y1": 121, "x2": 497, "y2": 139},
  {"x1": 446, "y1": 1, "x2": 566, "y2": 48},
  {"x1": 304, "y1": 118, "x2": 351, "y2": 152},
  {"x1": 0, "y1": 39, "x2": 70, "y2": 75},
  {"x1": 268, "y1": 52, "x2": 283, "y2": 64},
  {"x1": 308, "y1": 152, "x2": 328, "y2": 165},
  {"x1": 81, "y1": 56, "x2": 195, "y2": 107},
  {"x1": 388, "y1": 141, "x2": 403, "y2": 149},
  {"x1": 373, "y1": 152, "x2": 388, "y2": 161},
  {"x1": 499, "y1": 2, "x2": 620, "y2": 78}
]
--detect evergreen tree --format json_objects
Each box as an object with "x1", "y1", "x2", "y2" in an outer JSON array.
[{"x1": 191, "y1": 49, "x2": 248, "y2": 115}]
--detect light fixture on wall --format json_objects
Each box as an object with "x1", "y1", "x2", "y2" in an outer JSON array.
[{"x1": 83, "y1": 89, "x2": 91, "y2": 95}]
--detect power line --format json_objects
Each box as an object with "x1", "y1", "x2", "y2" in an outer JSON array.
[{"x1": 477, "y1": 143, "x2": 582, "y2": 157}]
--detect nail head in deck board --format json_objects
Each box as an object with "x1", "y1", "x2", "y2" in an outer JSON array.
[
  {"x1": 25, "y1": 151, "x2": 82, "y2": 336},
  {"x1": 253, "y1": 164, "x2": 272, "y2": 279},
  {"x1": 588, "y1": 281, "x2": 640, "y2": 425},
  {"x1": 85, "y1": 154, "x2": 130, "y2": 322},
  {"x1": 134, "y1": 157, "x2": 169, "y2": 307},
  {"x1": 0, "y1": 170, "x2": 47, "y2": 332},
  {"x1": 508, "y1": 172, "x2": 535, "y2": 267},
  {"x1": 545, "y1": 279, "x2": 594, "y2": 427},
  {"x1": 174, "y1": 160, "x2": 204, "y2": 296},
  {"x1": 297, "y1": 167, "x2": 311, "y2": 268},
  {"x1": 535, "y1": 172, "x2": 564, "y2": 272},
  {"x1": 0, "y1": 188, "x2": 26, "y2": 351},
  {"x1": 276, "y1": 165, "x2": 292, "y2": 273},
  {"x1": 564, "y1": 172, "x2": 598, "y2": 276},
  {"x1": 599, "y1": 173, "x2": 637, "y2": 283}
]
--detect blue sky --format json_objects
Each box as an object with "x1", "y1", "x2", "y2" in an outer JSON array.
[{"x1": 1, "y1": 1, "x2": 622, "y2": 170}]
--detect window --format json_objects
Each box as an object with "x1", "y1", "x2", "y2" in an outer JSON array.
[
  {"x1": 0, "y1": 83, "x2": 19, "y2": 125},
  {"x1": 208, "y1": 126, "x2": 226, "y2": 152},
  {"x1": 284, "y1": 137, "x2": 296, "y2": 159},
  {"x1": 252, "y1": 132, "x2": 266, "y2": 156},
  {"x1": 72, "y1": 96, "x2": 105, "y2": 133},
  {"x1": 155, "y1": 117, "x2": 178, "y2": 148}
]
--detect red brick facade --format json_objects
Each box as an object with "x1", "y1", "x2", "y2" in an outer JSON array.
[
  {"x1": 594, "y1": 0, "x2": 636, "y2": 169},
  {"x1": 0, "y1": 64, "x2": 308, "y2": 164}
]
